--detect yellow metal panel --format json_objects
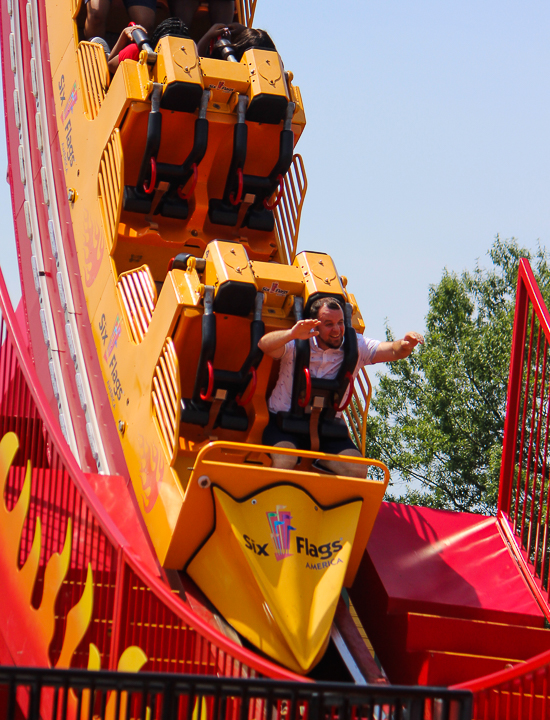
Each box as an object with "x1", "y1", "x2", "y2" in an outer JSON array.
[
  {"x1": 287, "y1": 76, "x2": 306, "y2": 139},
  {"x1": 204, "y1": 240, "x2": 256, "y2": 288},
  {"x1": 346, "y1": 291, "x2": 366, "y2": 332},
  {"x1": 153, "y1": 37, "x2": 202, "y2": 89},
  {"x1": 164, "y1": 441, "x2": 388, "y2": 588},
  {"x1": 199, "y1": 57, "x2": 250, "y2": 109},
  {"x1": 188, "y1": 484, "x2": 362, "y2": 674},
  {"x1": 251, "y1": 260, "x2": 303, "y2": 309},
  {"x1": 44, "y1": 2, "x2": 76, "y2": 79},
  {"x1": 244, "y1": 48, "x2": 288, "y2": 102},
  {"x1": 294, "y1": 251, "x2": 347, "y2": 303}
]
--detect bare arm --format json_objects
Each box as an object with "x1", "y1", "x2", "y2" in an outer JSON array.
[
  {"x1": 196, "y1": 22, "x2": 246, "y2": 57},
  {"x1": 107, "y1": 25, "x2": 145, "y2": 72},
  {"x1": 196, "y1": 23, "x2": 229, "y2": 56},
  {"x1": 372, "y1": 331, "x2": 424, "y2": 363},
  {"x1": 259, "y1": 319, "x2": 320, "y2": 359}
]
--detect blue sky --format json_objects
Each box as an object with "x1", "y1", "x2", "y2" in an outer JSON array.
[{"x1": 1, "y1": 0, "x2": 550, "y2": 347}]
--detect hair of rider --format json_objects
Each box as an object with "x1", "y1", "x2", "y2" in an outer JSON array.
[{"x1": 309, "y1": 296, "x2": 343, "y2": 320}]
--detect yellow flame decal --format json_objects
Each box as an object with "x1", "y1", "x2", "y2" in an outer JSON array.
[
  {"x1": 193, "y1": 697, "x2": 208, "y2": 720},
  {"x1": 18, "y1": 512, "x2": 40, "y2": 602},
  {"x1": 88, "y1": 642, "x2": 101, "y2": 671},
  {"x1": 0, "y1": 432, "x2": 20, "y2": 486},
  {"x1": 117, "y1": 646, "x2": 148, "y2": 672},
  {"x1": 78, "y1": 643, "x2": 102, "y2": 720},
  {"x1": 0, "y1": 430, "x2": 149, "y2": 688},
  {"x1": 56, "y1": 561, "x2": 94, "y2": 668},
  {"x1": 105, "y1": 646, "x2": 149, "y2": 720},
  {"x1": 0, "y1": 432, "x2": 96, "y2": 671},
  {"x1": 0, "y1": 433, "x2": 31, "y2": 571},
  {"x1": 42, "y1": 519, "x2": 73, "y2": 652}
]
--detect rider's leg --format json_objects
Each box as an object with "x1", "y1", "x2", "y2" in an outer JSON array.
[
  {"x1": 322, "y1": 448, "x2": 366, "y2": 478},
  {"x1": 208, "y1": 0, "x2": 235, "y2": 25},
  {"x1": 84, "y1": 0, "x2": 110, "y2": 39},
  {"x1": 317, "y1": 429, "x2": 367, "y2": 477},
  {"x1": 127, "y1": 3, "x2": 156, "y2": 35},
  {"x1": 169, "y1": 0, "x2": 199, "y2": 28},
  {"x1": 263, "y1": 413, "x2": 301, "y2": 470},
  {"x1": 270, "y1": 440, "x2": 299, "y2": 470}
]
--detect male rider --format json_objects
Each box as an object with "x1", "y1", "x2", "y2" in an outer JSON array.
[{"x1": 259, "y1": 296, "x2": 423, "y2": 477}]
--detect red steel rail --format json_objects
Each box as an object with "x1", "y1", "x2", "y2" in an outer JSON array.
[
  {"x1": 498, "y1": 258, "x2": 550, "y2": 617},
  {"x1": 454, "y1": 648, "x2": 550, "y2": 719},
  {"x1": 452, "y1": 258, "x2": 550, "y2": 716},
  {"x1": 0, "y1": 267, "x2": 302, "y2": 683}
]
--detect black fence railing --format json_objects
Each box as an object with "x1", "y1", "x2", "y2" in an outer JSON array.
[{"x1": 0, "y1": 666, "x2": 472, "y2": 720}]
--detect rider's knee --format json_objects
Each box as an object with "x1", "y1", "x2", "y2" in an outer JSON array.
[
  {"x1": 270, "y1": 441, "x2": 298, "y2": 470},
  {"x1": 323, "y1": 449, "x2": 366, "y2": 478}
]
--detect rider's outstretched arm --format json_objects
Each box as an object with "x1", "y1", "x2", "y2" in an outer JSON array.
[
  {"x1": 259, "y1": 319, "x2": 320, "y2": 359},
  {"x1": 372, "y1": 331, "x2": 424, "y2": 363}
]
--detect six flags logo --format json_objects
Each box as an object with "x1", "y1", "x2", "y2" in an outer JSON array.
[
  {"x1": 267, "y1": 505, "x2": 295, "y2": 561},
  {"x1": 243, "y1": 505, "x2": 344, "y2": 565}
]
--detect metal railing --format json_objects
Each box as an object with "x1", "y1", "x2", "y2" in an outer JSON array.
[
  {"x1": 453, "y1": 649, "x2": 550, "y2": 720},
  {"x1": 498, "y1": 258, "x2": 550, "y2": 616},
  {"x1": 344, "y1": 368, "x2": 372, "y2": 458},
  {"x1": 236, "y1": 0, "x2": 257, "y2": 27},
  {"x1": 0, "y1": 666, "x2": 473, "y2": 720},
  {"x1": 274, "y1": 154, "x2": 308, "y2": 265},
  {"x1": 451, "y1": 258, "x2": 550, "y2": 716}
]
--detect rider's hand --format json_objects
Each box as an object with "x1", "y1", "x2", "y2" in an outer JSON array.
[
  {"x1": 395, "y1": 331, "x2": 424, "y2": 358},
  {"x1": 122, "y1": 25, "x2": 147, "y2": 42},
  {"x1": 226, "y1": 22, "x2": 246, "y2": 37},
  {"x1": 203, "y1": 23, "x2": 229, "y2": 41},
  {"x1": 291, "y1": 319, "x2": 320, "y2": 341}
]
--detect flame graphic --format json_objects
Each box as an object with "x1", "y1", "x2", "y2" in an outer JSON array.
[
  {"x1": 137, "y1": 434, "x2": 163, "y2": 513},
  {"x1": 0, "y1": 433, "x2": 150, "y2": 715},
  {"x1": 83, "y1": 207, "x2": 104, "y2": 287},
  {"x1": 0, "y1": 432, "x2": 93, "y2": 669}
]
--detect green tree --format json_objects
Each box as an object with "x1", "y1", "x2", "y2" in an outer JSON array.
[{"x1": 365, "y1": 236, "x2": 550, "y2": 514}]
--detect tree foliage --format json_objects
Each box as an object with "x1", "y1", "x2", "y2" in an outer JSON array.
[{"x1": 365, "y1": 237, "x2": 550, "y2": 514}]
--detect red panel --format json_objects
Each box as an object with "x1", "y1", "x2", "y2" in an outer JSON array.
[
  {"x1": 418, "y1": 650, "x2": 514, "y2": 688},
  {"x1": 365, "y1": 502, "x2": 544, "y2": 626},
  {"x1": 405, "y1": 613, "x2": 550, "y2": 660},
  {"x1": 84, "y1": 472, "x2": 160, "y2": 577}
]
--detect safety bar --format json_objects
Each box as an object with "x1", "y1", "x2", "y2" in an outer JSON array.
[
  {"x1": 130, "y1": 25, "x2": 157, "y2": 63},
  {"x1": 189, "y1": 440, "x2": 390, "y2": 481},
  {"x1": 192, "y1": 286, "x2": 216, "y2": 404},
  {"x1": 222, "y1": 94, "x2": 249, "y2": 204},
  {"x1": 136, "y1": 82, "x2": 163, "y2": 190}
]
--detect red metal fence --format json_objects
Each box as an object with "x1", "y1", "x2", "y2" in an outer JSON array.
[
  {"x1": 0, "y1": 667, "x2": 473, "y2": 720},
  {"x1": 456, "y1": 651, "x2": 550, "y2": 720},
  {"x1": 452, "y1": 258, "x2": 550, "y2": 716},
  {"x1": 0, "y1": 269, "x2": 300, "y2": 685},
  {"x1": 498, "y1": 258, "x2": 550, "y2": 616}
]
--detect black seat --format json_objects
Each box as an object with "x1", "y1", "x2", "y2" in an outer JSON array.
[
  {"x1": 123, "y1": 86, "x2": 210, "y2": 219},
  {"x1": 180, "y1": 288, "x2": 265, "y2": 431},
  {"x1": 208, "y1": 96, "x2": 295, "y2": 230}
]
